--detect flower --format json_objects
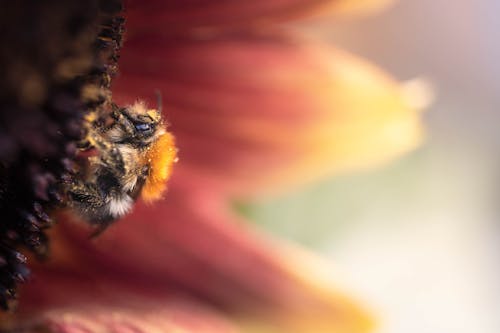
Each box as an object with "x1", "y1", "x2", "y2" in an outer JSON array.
[{"x1": 1, "y1": 0, "x2": 425, "y2": 332}]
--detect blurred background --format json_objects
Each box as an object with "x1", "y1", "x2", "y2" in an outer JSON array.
[{"x1": 241, "y1": 1, "x2": 500, "y2": 332}]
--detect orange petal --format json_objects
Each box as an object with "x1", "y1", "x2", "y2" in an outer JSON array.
[
  {"x1": 9, "y1": 185, "x2": 372, "y2": 332},
  {"x1": 123, "y1": 0, "x2": 392, "y2": 35},
  {"x1": 113, "y1": 32, "x2": 425, "y2": 196}
]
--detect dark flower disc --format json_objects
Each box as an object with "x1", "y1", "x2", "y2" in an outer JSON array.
[{"x1": 0, "y1": 0, "x2": 124, "y2": 310}]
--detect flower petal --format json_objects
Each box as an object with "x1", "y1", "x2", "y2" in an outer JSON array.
[
  {"x1": 9, "y1": 299, "x2": 239, "y2": 333},
  {"x1": 113, "y1": 32, "x2": 424, "y2": 196},
  {"x1": 307, "y1": 0, "x2": 395, "y2": 18},
  {"x1": 10, "y1": 185, "x2": 372, "y2": 332},
  {"x1": 124, "y1": 0, "x2": 393, "y2": 34}
]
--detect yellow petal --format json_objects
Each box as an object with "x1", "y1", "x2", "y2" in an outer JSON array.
[
  {"x1": 258, "y1": 46, "x2": 426, "y2": 195},
  {"x1": 236, "y1": 242, "x2": 375, "y2": 333},
  {"x1": 303, "y1": 0, "x2": 396, "y2": 19}
]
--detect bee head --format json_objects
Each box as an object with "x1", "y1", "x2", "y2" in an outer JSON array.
[{"x1": 111, "y1": 101, "x2": 165, "y2": 146}]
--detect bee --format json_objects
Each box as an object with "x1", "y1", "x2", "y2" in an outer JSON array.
[{"x1": 65, "y1": 100, "x2": 177, "y2": 234}]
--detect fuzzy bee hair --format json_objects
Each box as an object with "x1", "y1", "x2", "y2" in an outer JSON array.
[{"x1": 65, "y1": 101, "x2": 177, "y2": 233}]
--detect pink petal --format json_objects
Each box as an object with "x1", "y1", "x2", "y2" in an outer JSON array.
[{"x1": 22, "y1": 299, "x2": 239, "y2": 333}]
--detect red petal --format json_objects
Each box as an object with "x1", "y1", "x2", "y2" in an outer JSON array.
[
  {"x1": 124, "y1": 0, "x2": 366, "y2": 34},
  {"x1": 11, "y1": 183, "x2": 372, "y2": 332},
  {"x1": 113, "y1": 32, "x2": 423, "y2": 196}
]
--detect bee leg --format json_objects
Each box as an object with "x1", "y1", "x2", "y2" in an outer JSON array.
[
  {"x1": 101, "y1": 146, "x2": 126, "y2": 175},
  {"x1": 65, "y1": 180, "x2": 113, "y2": 225},
  {"x1": 77, "y1": 138, "x2": 93, "y2": 150},
  {"x1": 89, "y1": 221, "x2": 113, "y2": 238},
  {"x1": 66, "y1": 181, "x2": 102, "y2": 211},
  {"x1": 87, "y1": 132, "x2": 126, "y2": 175},
  {"x1": 129, "y1": 165, "x2": 149, "y2": 200}
]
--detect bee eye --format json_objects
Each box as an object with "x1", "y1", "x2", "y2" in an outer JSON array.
[{"x1": 135, "y1": 123, "x2": 151, "y2": 132}]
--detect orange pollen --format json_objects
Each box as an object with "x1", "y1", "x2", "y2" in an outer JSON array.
[{"x1": 141, "y1": 131, "x2": 177, "y2": 203}]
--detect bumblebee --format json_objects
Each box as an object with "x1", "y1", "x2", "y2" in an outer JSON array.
[{"x1": 65, "y1": 101, "x2": 177, "y2": 233}]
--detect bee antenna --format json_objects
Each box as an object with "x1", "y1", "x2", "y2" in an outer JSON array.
[{"x1": 155, "y1": 89, "x2": 162, "y2": 113}]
